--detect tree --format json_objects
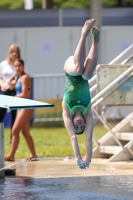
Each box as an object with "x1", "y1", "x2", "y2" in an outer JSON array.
[{"x1": 42, "y1": 0, "x2": 53, "y2": 8}]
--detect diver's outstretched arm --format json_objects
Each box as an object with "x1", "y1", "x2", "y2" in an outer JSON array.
[
  {"x1": 83, "y1": 106, "x2": 93, "y2": 166},
  {"x1": 62, "y1": 102, "x2": 81, "y2": 160}
]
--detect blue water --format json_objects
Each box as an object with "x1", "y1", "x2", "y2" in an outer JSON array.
[{"x1": 0, "y1": 175, "x2": 133, "y2": 200}]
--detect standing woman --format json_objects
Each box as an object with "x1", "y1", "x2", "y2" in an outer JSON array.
[
  {"x1": 62, "y1": 19, "x2": 100, "y2": 169},
  {"x1": 0, "y1": 45, "x2": 21, "y2": 143},
  {"x1": 4, "y1": 59, "x2": 37, "y2": 161}
]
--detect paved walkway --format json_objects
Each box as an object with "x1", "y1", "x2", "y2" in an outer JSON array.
[{"x1": 4, "y1": 158, "x2": 133, "y2": 178}]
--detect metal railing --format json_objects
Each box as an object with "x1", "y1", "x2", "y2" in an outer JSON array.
[
  {"x1": 91, "y1": 64, "x2": 133, "y2": 157},
  {"x1": 32, "y1": 73, "x2": 65, "y2": 122},
  {"x1": 109, "y1": 44, "x2": 133, "y2": 64},
  {"x1": 91, "y1": 64, "x2": 133, "y2": 106},
  {"x1": 121, "y1": 54, "x2": 133, "y2": 64},
  {"x1": 90, "y1": 44, "x2": 133, "y2": 151},
  {"x1": 89, "y1": 45, "x2": 133, "y2": 99}
]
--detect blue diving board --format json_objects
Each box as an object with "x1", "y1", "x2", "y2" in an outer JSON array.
[{"x1": 0, "y1": 95, "x2": 54, "y2": 110}]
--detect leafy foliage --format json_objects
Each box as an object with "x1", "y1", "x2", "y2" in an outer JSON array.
[
  {"x1": 0, "y1": 0, "x2": 24, "y2": 9},
  {"x1": 0, "y1": 0, "x2": 133, "y2": 10},
  {"x1": 54, "y1": 0, "x2": 90, "y2": 8},
  {"x1": 102, "y1": 0, "x2": 118, "y2": 7}
]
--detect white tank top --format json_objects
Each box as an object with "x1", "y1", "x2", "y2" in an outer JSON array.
[{"x1": 0, "y1": 60, "x2": 15, "y2": 88}]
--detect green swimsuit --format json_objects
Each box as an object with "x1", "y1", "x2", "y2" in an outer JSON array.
[{"x1": 63, "y1": 72, "x2": 91, "y2": 115}]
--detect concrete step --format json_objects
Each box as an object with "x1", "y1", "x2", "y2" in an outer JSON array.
[
  {"x1": 99, "y1": 145, "x2": 121, "y2": 154},
  {"x1": 115, "y1": 132, "x2": 133, "y2": 141}
]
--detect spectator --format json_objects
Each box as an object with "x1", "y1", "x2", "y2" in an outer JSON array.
[
  {"x1": 0, "y1": 44, "x2": 21, "y2": 144},
  {"x1": 4, "y1": 58, "x2": 37, "y2": 161}
]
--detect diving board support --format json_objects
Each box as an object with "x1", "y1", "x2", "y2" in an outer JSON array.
[
  {"x1": 0, "y1": 95, "x2": 54, "y2": 179},
  {"x1": 0, "y1": 123, "x2": 4, "y2": 179}
]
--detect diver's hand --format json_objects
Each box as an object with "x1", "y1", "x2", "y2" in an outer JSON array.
[
  {"x1": 84, "y1": 161, "x2": 91, "y2": 168},
  {"x1": 82, "y1": 156, "x2": 91, "y2": 168},
  {"x1": 77, "y1": 160, "x2": 86, "y2": 169}
]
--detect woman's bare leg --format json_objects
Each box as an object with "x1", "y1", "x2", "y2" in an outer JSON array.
[
  {"x1": 64, "y1": 19, "x2": 96, "y2": 76},
  {"x1": 4, "y1": 110, "x2": 33, "y2": 160},
  {"x1": 22, "y1": 122, "x2": 37, "y2": 159},
  {"x1": 82, "y1": 26, "x2": 100, "y2": 80}
]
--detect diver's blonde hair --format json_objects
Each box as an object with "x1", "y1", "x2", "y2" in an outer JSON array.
[{"x1": 6, "y1": 44, "x2": 21, "y2": 64}]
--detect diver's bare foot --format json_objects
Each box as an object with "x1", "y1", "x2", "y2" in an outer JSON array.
[
  {"x1": 82, "y1": 19, "x2": 96, "y2": 37},
  {"x1": 91, "y1": 26, "x2": 100, "y2": 43}
]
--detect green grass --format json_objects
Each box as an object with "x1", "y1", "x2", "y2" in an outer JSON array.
[{"x1": 4, "y1": 125, "x2": 108, "y2": 158}]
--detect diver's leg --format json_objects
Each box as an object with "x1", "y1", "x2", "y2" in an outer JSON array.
[
  {"x1": 82, "y1": 26, "x2": 100, "y2": 80},
  {"x1": 64, "y1": 19, "x2": 96, "y2": 76}
]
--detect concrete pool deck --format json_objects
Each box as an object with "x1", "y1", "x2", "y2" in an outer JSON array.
[
  {"x1": 1, "y1": 158, "x2": 133, "y2": 200},
  {"x1": 4, "y1": 158, "x2": 133, "y2": 178}
]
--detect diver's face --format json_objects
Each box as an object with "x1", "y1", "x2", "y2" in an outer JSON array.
[{"x1": 73, "y1": 115, "x2": 85, "y2": 134}]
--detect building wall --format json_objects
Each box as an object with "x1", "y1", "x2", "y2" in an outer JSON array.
[{"x1": 0, "y1": 26, "x2": 133, "y2": 76}]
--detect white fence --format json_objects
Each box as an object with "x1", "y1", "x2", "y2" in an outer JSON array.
[{"x1": 32, "y1": 73, "x2": 65, "y2": 122}]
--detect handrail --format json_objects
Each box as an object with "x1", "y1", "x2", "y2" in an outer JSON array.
[
  {"x1": 91, "y1": 64, "x2": 133, "y2": 105},
  {"x1": 89, "y1": 45, "x2": 133, "y2": 95},
  {"x1": 109, "y1": 44, "x2": 133, "y2": 64},
  {"x1": 92, "y1": 72, "x2": 133, "y2": 108},
  {"x1": 88, "y1": 74, "x2": 97, "y2": 85},
  {"x1": 90, "y1": 84, "x2": 97, "y2": 93},
  {"x1": 121, "y1": 54, "x2": 133, "y2": 64},
  {"x1": 92, "y1": 107, "x2": 133, "y2": 159}
]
